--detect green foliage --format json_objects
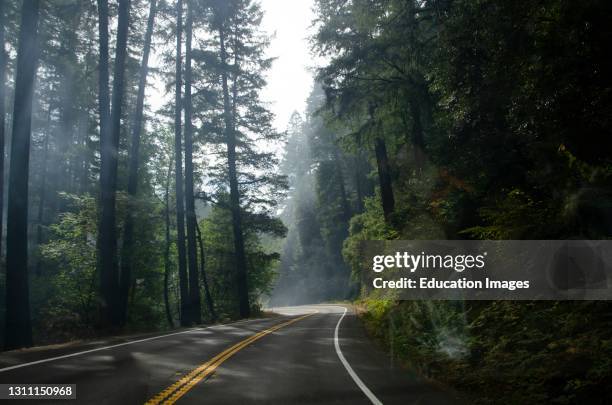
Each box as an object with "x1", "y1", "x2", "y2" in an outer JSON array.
[
  {"x1": 342, "y1": 196, "x2": 395, "y2": 282},
  {"x1": 0, "y1": 0, "x2": 289, "y2": 345},
  {"x1": 462, "y1": 189, "x2": 551, "y2": 240},
  {"x1": 35, "y1": 194, "x2": 98, "y2": 340},
  {"x1": 33, "y1": 190, "x2": 170, "y2": 341},
  {"x1": 360, "y1": 300, "x2": 612, "y2": 404},
  {"x1": 271, "y1": 89, "x2": 375, "y2": 305},
  {"x1": 313, "y1": 0, "x2": 612, "y2": 403},
  {"x1": 202, "y1": 203, "x2": 280, "y2": 318}
]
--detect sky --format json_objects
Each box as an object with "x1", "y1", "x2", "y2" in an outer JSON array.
[{"x1": 259, "y1": 0, "x2": 317, "y2": 132}]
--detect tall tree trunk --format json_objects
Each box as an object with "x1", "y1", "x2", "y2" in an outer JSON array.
[
  {"x1": 164, "y1": 158, "x2": 174, "y2": 328},
  {"x1": 408, "y1": 99, "x2": 425, "y2": 171},
  {"x1": 219, "y1": 25, "x2": 250, "y2": 318},
  {"x1": 97, "y1": 0, "x2": 130, "y2": 328},
  {"x1": 374, "y1": 137, "x2": 394, "y2": 223},
  {"x1": 0, "y1": 0, "x2": 6, "y2": 259},
  {"x1": 184, "y1": 0, "x2": 201, "y2": 324},
  {"x1": 95, "y1": 0, "x2": 111, "y2": 325},
  {"x1": 333, "y1": 147, "x2": 351, "y2": 222},
  {"x1": 35, "y1": 105, "x2": 52, "y2": 276},
  {"x1": 119, "y1": 0, "x2": 157, "y2": 326},
  {"x1": 174, "y1": 0, "x2": 190, "y2": 326},
  {"x1": 195, "y1": 222, "x2": 216, "y2": 322},
  {"x1": 57, "y1": 21, "x2": 79, "y2": 201},
  {"x1": 354, "y1": 154, "x2": 365, "y2": 213},
  {"x1": 4, "y1": 0, "x2": 41, "y2": 350},
  {"x1": 76, "y1": 109, "x2": 89, "y2": 194}
]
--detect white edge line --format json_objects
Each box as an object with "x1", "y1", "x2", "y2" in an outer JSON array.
[
  {"x1": 0, "y1": 317, "x2": 268, "y2": 373},
  {"x1": 334, "y1": 307, "x2": 383, "y2": 405}
]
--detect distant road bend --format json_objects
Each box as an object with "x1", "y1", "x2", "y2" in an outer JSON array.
[{"x1": 0, "y1": 305, "x2": 460, "y2": 404}]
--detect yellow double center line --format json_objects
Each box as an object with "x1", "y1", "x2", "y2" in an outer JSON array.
[{"x1": 145, "y1": 312, "x2": 316, "y2": 405}]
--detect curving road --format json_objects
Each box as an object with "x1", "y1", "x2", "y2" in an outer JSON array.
[{"x1": 0, "y1": 305, "x2": 462, "y2": 404}]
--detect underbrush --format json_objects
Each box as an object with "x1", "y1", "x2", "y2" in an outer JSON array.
[{"x1": 358, "y1": 299, "x2": 612, "y2": 404}]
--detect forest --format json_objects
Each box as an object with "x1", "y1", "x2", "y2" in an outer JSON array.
[
  {"x1": 0, "y1": 0, "x2": 286, "y2": 348},
  {"x1": 1, "y1": 0, "x2": 612, "y2": 403}
]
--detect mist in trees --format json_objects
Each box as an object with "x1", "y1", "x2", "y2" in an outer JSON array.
[
  {"x1": 4, "y1": 0, "x2": 40, "y2": 350},
  {"x1": 1, "y1": 4, "x2": 611, "y2": 402},
  {"x1": 302, "y1": 0, "x2": 612, "y2": 403},
  {"x1": 270, "y1": 87, "x2": 374, "y2": 306},
  {"x1": 0, "y1": 0, "x2": 287, "y2": 349}
]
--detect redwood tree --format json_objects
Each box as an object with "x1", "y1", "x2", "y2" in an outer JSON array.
[
  {"x1": 184, "y1": 0, "x2": 202, "y2": 324},
  {"x1": 4, "y1": 0, "x2": 41, "y2": 350},
  {"x1": 96, "y1": 0, "x2": 130, "y2": 327},
  {"x1": 174, "y1": 0, "x2": 190, "y2": 326},
  {"x1": 119, "y1": 0, "x2": 158, "y2": 325}
]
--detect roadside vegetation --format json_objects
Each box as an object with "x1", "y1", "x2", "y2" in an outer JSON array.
[
  {"x1": 269, "y1": 1, "x2": 612, "y2": 403},
  {"x1": 0, "y1": 0, "x2": 283, "y2": 348},
  {"x1": 1, "y1": 1, "x2": 612, "y2": 402}
]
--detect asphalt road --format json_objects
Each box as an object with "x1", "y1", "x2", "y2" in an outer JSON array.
[{"x1": 0, "y1": 305, "x2": 463, "y2": 404}]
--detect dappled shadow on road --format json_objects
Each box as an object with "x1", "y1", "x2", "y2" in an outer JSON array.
[
  {"x1": 0, "y1": 317, "x2": 285, "y2": 405},
  {"x1": 0, "y1": 308, "x2": 464, "y2": 404},
  {"x1": 180, "y1": 306, "x2": 462, "y2": 405},
  {"x1": 182, "y1": 311, "x2": 371, "y2": 404}
]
